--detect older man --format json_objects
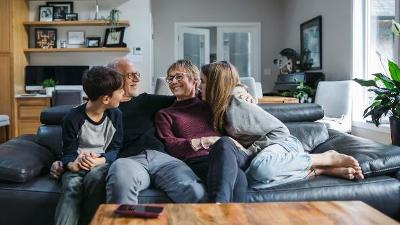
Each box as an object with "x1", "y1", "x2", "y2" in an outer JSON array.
[
  {"x1": 50, "y1": 57, "x2": 206, "y2": 225},
  {"x1": 105, "y1": 58, "x2": 206, "y2": 204}
]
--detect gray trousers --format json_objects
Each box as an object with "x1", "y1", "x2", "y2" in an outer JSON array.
[
  {"x1": 54, "y1": 164, "x2": 109, "y2": 225},
  {"x1": 106, "y1": 150, "x2": 207, "y2": 204}
]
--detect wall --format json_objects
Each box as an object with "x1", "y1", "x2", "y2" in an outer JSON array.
[
  {"x1": 28, "y1": 0, "x2": 153, "y2": 93},
  {"x1": 151, "y1": 0, "x2": 285, "y2": 93},
  {"x1": 281, "y1": 0, "x2": 353, "y2": 81}
]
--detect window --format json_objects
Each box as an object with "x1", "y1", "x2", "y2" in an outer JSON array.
[{"x1": 353, "y1": 0, "x2": 399, "y2": 124}]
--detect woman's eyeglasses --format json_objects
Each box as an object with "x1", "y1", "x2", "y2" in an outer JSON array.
[
  {"x1": 126, "y1": 72, "x2": 141, "y2": 80},
  {"x1": 166, "y1": 73, "x2": 188, "y2": 84}
]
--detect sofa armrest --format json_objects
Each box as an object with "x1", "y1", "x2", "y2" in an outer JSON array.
[
  {"x1": 0, "y1": 136, "x2": 54, "y2": 183},
  {"x1": 313, "y1": 130, "x2": 400, "y2": 178}
]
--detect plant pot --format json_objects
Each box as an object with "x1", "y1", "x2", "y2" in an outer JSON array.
[
  {"x1": 389, "y1": 116, "x2": 400, "y2": 146},
  {"x1": 45, "y1": 87, "x2": 54, "y2": 96}
]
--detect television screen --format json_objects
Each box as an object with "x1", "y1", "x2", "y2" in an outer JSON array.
[{"x1": 25, "y1": 65, "x2": 89, "y2": 87}]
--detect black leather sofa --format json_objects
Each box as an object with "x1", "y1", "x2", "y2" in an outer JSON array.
[{"x1": 1, "y1": 103, "x2": 400, "y2": 225}]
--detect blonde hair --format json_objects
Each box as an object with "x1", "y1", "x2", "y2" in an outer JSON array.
[
  {"x1": 201, "y1": 61, "x2": 240, "y2": 132},
  {"x1": 167, "y1": 59, "x2": 200, "y2": 90}
]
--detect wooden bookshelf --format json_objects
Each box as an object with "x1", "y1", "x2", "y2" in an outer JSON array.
[
  {"x1": 23, "y1": 20, "x2": 130, "y2": 27},
  {"x1": 24, "y1": 47, "x2": 130, "y2": 53}
]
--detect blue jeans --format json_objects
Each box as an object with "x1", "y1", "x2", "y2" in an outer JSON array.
[
  {"x1": 106, "y1": 150, "x2": 207, "y2": 204},
  {"x1": 54, "y1": 164, "x2": 109, "y2": 225},
  {"x1": 186, "y1": 137, "x2": 251, "y2": 203},
  {"x1": 246, "y1": 139, "x2": 312, "y2": 189}
]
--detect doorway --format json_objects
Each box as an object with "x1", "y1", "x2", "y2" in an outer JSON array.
[{"x1": 175, "y1": 22, "x2": 261, "y2": 78}]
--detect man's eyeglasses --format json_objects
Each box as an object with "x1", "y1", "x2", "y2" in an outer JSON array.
[
  {"x1": 166, "y1": 73, "x2": 188, "y2": 84},
  {"x1": 126, "y1": 72, "x2": 141, "y2": 80}
]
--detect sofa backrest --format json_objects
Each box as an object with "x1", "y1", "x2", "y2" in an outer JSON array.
[{"x1": 35, "y1": 103, "x2": 326, "y2": 156}]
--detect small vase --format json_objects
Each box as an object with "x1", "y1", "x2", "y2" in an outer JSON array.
[{"x1": 45, "y1": 87, "x2": 54, "y2": 96}]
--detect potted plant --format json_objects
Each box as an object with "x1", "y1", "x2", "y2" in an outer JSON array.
[
  {"x1": 353, "y1": 20, "x2": 400, "y2": 145},
  {"x1": 42, "y1": 78, "x2": 56, "y2": 96},
  {"x1": 280, "y1": 81, "x2": 315, "y2": 103}
]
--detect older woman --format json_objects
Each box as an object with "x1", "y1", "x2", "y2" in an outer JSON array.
[
  {"x1": 200, "y1": 61, "x2": 364, "y2": 189},
  {"x1": 155, "y1": 60, "x2": 251, "y2": 202}
]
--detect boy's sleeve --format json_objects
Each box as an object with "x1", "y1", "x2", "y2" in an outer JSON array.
[
  {"x1": 104, "y1": 109, "x2": 123, "y2": 163},
  {"x1": 61, "y1": 113, "x2": 80, "y2": 168}
]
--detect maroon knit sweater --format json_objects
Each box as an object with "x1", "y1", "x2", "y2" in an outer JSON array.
[{"x1": 155, "y1": 97, "x2": 221, "y2": 160}]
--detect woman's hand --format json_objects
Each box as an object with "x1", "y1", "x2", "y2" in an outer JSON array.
[
  {"x1": 233, "y1": 86, "x2": 257, "y2": 104},
  {"x1": 191, "y1": 136, "x2": 221, "y2": 151},
  {"x1": 200, "y1": 136, "x2": 221, "y2": 149}
]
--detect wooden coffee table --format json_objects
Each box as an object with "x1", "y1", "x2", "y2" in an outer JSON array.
[
  {"x1": 258, "y1": 96, "x2": 299, "y2": 104},
  {"x1": 89, "y1": 201, "x2": 399, "y2": 225}
]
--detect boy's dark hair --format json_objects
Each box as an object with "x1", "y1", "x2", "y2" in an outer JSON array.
[{"x1": 82, "y1": 66, "x2": 123, "y2": 101}]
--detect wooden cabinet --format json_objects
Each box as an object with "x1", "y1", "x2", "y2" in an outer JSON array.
[
  {"x1": 16, "y1": 96, "x2": 51, "y2": 135},
  {"x1": 0, "y1": 0, "x2": 29, "y2": 138}
]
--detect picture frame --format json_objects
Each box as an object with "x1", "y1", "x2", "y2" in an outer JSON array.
[
  {"x1": 46, "y1": 2, "x2": 74, "y2": 21},
  {"x1": 104, "y1": 27, "x2": 126, "y2": 47},
  {"x1": 65, "y1": 13, "x2": 78, "y2": 21},
  {"x1": 86, "y1": 37, "x2": 101, "y2": 48},
  {"x1": 300, "y1": 15, "x2": 322, "y2": 70},
  {"x1": 39, "y1": 6, "x2": 53, "y2": 22},
  {"x1": 68, "y1": 31, "x2": 85, "y2": 45},
  {"x1": 35, "y1": 28, "x2": 57, "y2": 48}
]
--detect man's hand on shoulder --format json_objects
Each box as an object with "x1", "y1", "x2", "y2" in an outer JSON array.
[{"x1": 50, "y1": 161, "x2": 64, "y2": 179}]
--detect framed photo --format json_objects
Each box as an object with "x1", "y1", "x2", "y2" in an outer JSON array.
[
  {"x1": 65, "y1": 13, "x2": 78, "y2": 21},
  {"x1": 300, "y1": 15, "x2": 322, "y2": 70},
  {"x1": 39, "y1": 6, "x2": 53, "y2": 22},
  {"x1": 86, "y1": 37, "x2": 101, "y2": 48},
  {"x1": 68, "y1": 31, "x2": 85, "y2": 45},
  {"x1": 35, "y1": 28, "x2": 57, "y2": 48},
  {"x1": 104, "y1": 27, "x2": 125, "y2": 47},
  {"x1": 46, "y1": 2, "x2": 73, "y2": 21}
]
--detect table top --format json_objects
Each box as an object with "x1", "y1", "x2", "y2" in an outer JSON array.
[
  {"x1": 89, "y1": 201, "x2": 399, "y2": 225},
  {"x1": 258, "y1": 96, "x2": 299, "y2": 103}
]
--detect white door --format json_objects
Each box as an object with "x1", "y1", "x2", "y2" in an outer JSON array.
[
  {"x1": 217, "y1": 26, "x2": 260, "y2": 79},
  {"x1": 177, "y1": 27, "x2": 210, "y2": 69}
]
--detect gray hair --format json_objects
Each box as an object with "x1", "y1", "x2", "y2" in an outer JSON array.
[{"x1": 106, "y1": 57, "x2": 134, "y2": 71}]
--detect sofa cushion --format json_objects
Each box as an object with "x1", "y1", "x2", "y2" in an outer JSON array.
[
  {"x1": 0, "y1": 136, "x2": 54, "y2": 183},
  {"x1": 36, "y1": 125, "x2": 63, "y2": 159},
  {"x1": 313, "y1": 129, "x2": 400, "y2": 178},
  {"x1": 259, "y1": 103, "x2": 324, "y2": 123},
  {"x1": 40, "y1": 105, "x2": 72, "y2": 125},
  {"x1": 286, "y1": 122, "x2": 329, "y2": 152},
  {"x1": 247, "y1": 175, "x2": 400, "y2": 218}
]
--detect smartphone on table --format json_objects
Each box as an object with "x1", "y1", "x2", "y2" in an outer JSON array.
[{"x1": 114, "y1": 204, "x2": 164, "y2": 218}]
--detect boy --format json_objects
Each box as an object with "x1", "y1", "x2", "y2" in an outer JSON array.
[{"x1": 55, "y1": 66, "x2": 124, "y2": 225}]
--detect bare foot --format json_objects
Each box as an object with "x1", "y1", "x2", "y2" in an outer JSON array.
[
  {"x1": 354, "y1": 167, "x2": 364, "y2": 180},
  {"x1": 323, "y1": 150, "x2": 359, "y2": 168},
  {"x1": 316, "y1": 167, "x2": 356, "y2": 180}
]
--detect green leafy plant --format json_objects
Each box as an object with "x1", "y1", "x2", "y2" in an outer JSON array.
[
  {"x1": 280, "y1": 81, "x2": 315, "y2": 103},
  {"x1": 353, "y1": 20, "x2": 400, "y2": 126},
  {"x1": 42, "y1": 78, "x2": 56, "y2": 88}
]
